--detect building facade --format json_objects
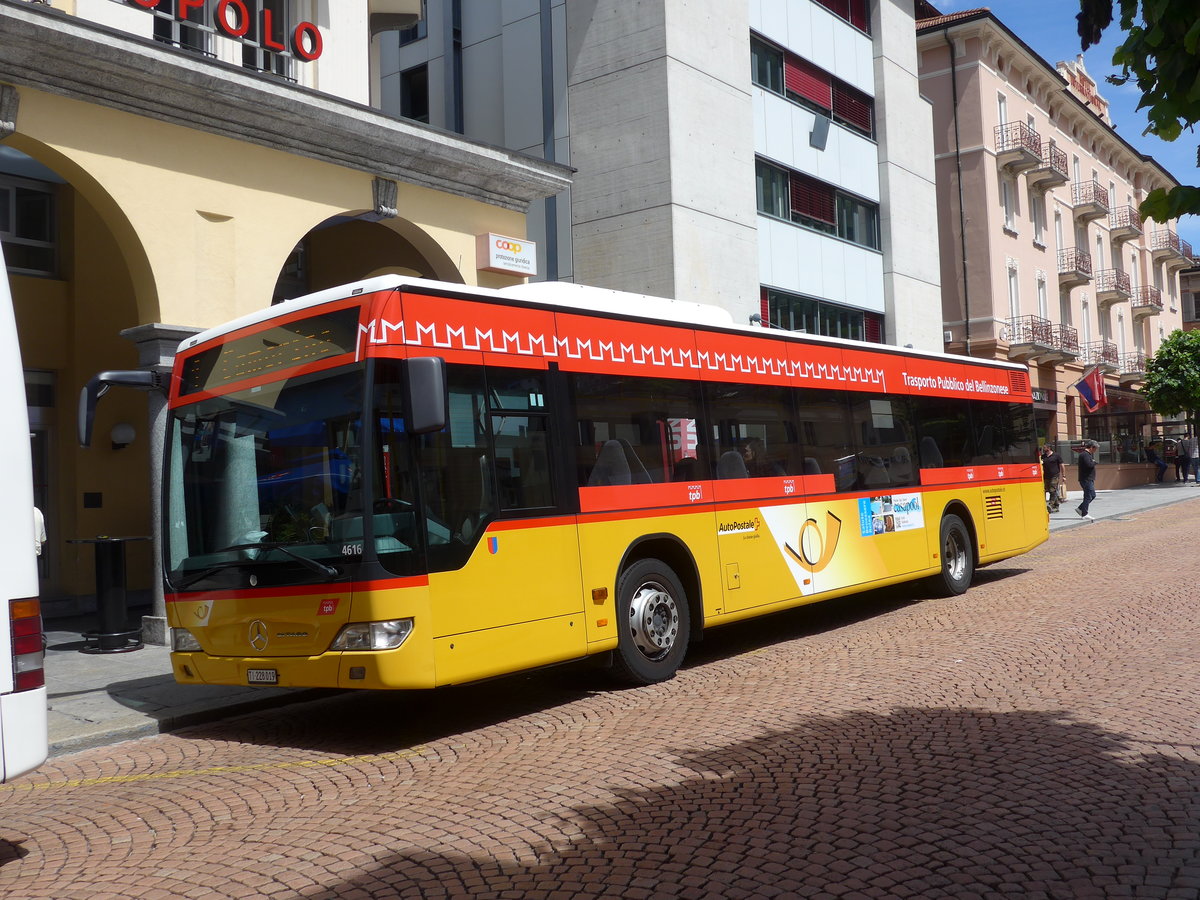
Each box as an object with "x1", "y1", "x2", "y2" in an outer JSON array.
[
  {"x1": 379, "y1": 0, "x2": 943, "y2": 350},
  {"x1": 916, "y1": 8, "x2": 1193, "y2": 484},
  {"x1": 1, "y1": 0, "x2": 570, "y2": 614}
]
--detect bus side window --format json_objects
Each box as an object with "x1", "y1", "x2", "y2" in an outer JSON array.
[
  {"x1": 795, "y1": 389, "x2": 853, "y2": 491},
  {"x1": 486, "y1": 368, "x2": 555, "y2": 511},
  {"x1": 704, "y1": 381, "x2": 794, "y2": 479},
  {"x1": 847, "y1": 394, "x2": 917, "y2": 489},
  {"x1": 570, "y1": 374, "x2": 708, "y2": 485},
  {"x1": 912, "y1": 395, "x2": 971, "y2": 469}
]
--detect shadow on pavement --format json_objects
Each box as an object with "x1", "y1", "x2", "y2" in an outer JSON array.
[{"x1": 294, "y1": 707, "x2": 1200, "y2": 897}]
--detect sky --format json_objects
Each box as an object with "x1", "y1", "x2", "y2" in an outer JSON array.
[{"x1": 931, "y1": 0, "x2": 1199, "y2": 250}]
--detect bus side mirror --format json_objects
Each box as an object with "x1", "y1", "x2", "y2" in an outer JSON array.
[
  {"x1": 403, "y1": 356, "x2": 447, "y2": 435},
  {"x1": 78, "y1": 370, "x2": 162, "y2": 447}
]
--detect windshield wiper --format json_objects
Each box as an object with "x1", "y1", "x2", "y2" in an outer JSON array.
[
  {"x1": 171, "y1": 560, "x2": 244, "y2": 592},
  {"x1": 217, "y1": 541, "x2": 339, "y2": 578}
]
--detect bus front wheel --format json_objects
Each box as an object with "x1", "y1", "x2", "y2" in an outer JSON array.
[
  {"x1": 612, "y1": 558, "x2": 691, "y2": 685},
  {"x1": 932, "y1": 513, "x2": 974, "y2": 596}
]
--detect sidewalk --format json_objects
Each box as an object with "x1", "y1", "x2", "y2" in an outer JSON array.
[{"x1": 40, "y1": 480, "x2": 1200, "y2": 757}]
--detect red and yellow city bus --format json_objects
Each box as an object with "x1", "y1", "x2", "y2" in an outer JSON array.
[{"x1": 150, "y1": 277, "x2": 1046, "y2": 689}]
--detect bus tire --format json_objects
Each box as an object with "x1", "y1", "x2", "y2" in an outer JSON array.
[
  {"x1": 611, "y1": 558, "x2": 691, "y2": 685},
  {"x1": 932, "y1": 513, "x2": 974, "y2": 596}
]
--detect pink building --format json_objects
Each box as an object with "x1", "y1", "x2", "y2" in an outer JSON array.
[{"x1": 915, "y1": 7, "x2": 1193, "y2": 485}]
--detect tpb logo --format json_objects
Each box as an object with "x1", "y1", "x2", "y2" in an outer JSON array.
[{"x1": 495, "y1": 239, "x2": 523, "y2": 253}]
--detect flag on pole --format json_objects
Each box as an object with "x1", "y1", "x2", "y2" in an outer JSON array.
[{"x1": 1074, "y1": 365, "x2": 1107, "y2": 413}]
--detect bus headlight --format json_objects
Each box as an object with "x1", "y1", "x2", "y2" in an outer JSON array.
[
  {"x1": 171, "y1": 628, "x2": 202, "y2": 652},
  {"x1": 330, "y1": 618, "x2": 414, "y2": 651}
]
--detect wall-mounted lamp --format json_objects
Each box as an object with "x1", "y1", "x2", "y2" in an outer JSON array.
[{"x1": 110, "y1": 422, "x2": 136, "y2": 451}]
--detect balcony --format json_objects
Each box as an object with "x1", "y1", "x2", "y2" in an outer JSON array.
[
  {"x1": 1072, "y1": 180, "x2": 1110, "y2": 223},
  {"x1": 1132, "y1": 285, "x2": 1163, "y2": 318},
  {"x1": 1095, "y1": 268, "x2": 1131, "y2": 308},
  {"x1": 1026, "y1": 143, "x2": 1069, "y2": 191},
  {"x1": 1049, "y1": 322, "x2": 1080, "y2": 362},
  {"x1": 1150, "y1": 228, "x2": 1192, "y2": 268},
  {"x1": 994, "y1": 122, "x2": 1042, "y2": 173},
  {"x1": 1006, "y1": 315, "x2": 1055, "y2": 363},
  {"x1": 1083, "y1": 340, "x2": 1119, "y2": 372},
  {"x1": 1120, "y1": 351, "x2": 1148, "y2": 384},
  {"x1": 1058, "y1": 247, "x2": 1092, "y2": 288},
  {"x1": 1108, "y1": 205, "x2": 1143, "y2": 243}
]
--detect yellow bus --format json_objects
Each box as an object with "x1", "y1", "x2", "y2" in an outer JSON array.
[{"x1": 87, "y1": 277, "x2": 1047, "y2": 689}]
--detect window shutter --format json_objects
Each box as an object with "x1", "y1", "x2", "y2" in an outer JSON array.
[
  {"x1": 760, "y1": 288, "x2": 771, "y2": 327},
  {"x1": 832, "y1": 82, "x2": 873, "y2": 135},
  {"x1": 849, "y1": 0, "x2": 869, "y2": 32},
  {"x1": 791, "y1": 174, "x2": 836, "y2": 226},
  {"x1": 784, "y1": 55, "x2": 832, "y2": 111},
  {"x1": 815, "y1": 0, "x2": 851, "y2": 19},
  {"x1": 864, "y1": 313, "x2": 882, "y2": 344}
]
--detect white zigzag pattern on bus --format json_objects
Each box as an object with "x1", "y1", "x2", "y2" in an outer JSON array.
[{"x1": 362, "y1": 318, "x2": 887, "y2": 388}]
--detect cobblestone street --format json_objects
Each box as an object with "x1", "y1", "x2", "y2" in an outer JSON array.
[{"x1": 3, "y1": 502, "x2": 1199, "y2": 899}]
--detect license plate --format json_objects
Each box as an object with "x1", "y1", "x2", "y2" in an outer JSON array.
[{"x1": 246, "y1": 668, "x2": 278, "y2": 685}]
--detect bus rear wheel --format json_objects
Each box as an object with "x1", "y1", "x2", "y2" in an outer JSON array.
[
  {"x1": 612, "y1": 558, "x2": 691, "y2": 685},
  {"x1": 932, "y1": 513, "x2": 974, "y2": 596}
]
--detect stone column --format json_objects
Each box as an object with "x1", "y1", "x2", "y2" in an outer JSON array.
[{"x1": 120, "y1": 323, "x2": 201, "y2": 645}]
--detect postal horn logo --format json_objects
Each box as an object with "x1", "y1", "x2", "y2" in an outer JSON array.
[{"x1": 784, "y1": 511, "x2": 843, "y2": 573}]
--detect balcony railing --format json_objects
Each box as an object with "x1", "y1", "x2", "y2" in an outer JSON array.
[
  {"x1": 1058, "y1": 247, "x2": 1092, "y2": 286},
  {"x1": 1083, "y1": 340, "x2": 1119, "y2": 369},
  {"x1": 1095, "y1": 268, "x2": 1131, "y2": 307},
  {"x1": 994, "y1": 121, "x2": 1042, "y2": 172},
  {"x1": 1071, "y1": 180, "x2": 1110, "y2": 222},
  {"x1": 1027, "y1": 143, "x2": 1068, "y2": 190},
  {"x1": 1121, "y1": 351, "x2": 1148, "y2": 376},
  {"x1": 1108, "y1": 205, "x2": 1143, "y2": 242},
  {"x1": 1007, "y1": 315, "x2": 1053, "y2": 346},
  {"x1": 1050, "y1": 322, "x2": 1080, "y2": 357},
  {"x1": 1132, "y1": 285, "x2": 1163, "y2": 318}
]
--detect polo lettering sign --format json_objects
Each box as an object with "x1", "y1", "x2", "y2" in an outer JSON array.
[{"x1": 126, "y1": 0, "x2": 325, "y2": 61}]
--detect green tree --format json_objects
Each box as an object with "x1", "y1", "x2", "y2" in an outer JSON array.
[
  {"x1": 1077, "y1": 0, "x2": 1200, "y2": 221},
  {"x1": 1141, "y1": 328, "x2": 1200, "y2": 420}
]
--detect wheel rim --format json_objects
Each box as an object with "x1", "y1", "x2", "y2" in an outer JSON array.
[
  {"x1": 944, "y1": 527, "x2": 967, "y2": 582},
  {"x1": 627, "y1": 580, "x2": 680, "y2": 661}
]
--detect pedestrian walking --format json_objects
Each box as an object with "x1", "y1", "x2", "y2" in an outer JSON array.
[
  {"x1": 1187, "y1": 434, "x2": 1200, "y2": 483},
  {"x1": 1041, "y1": 444, "x2": 1064, "y2": 510},
  {"x1": 1075, "y1": 439, "x2": 1098, "y2": 520}
]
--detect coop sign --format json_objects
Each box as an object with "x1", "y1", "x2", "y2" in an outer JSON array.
[
  {"x1": 126, "y1": 0, "x2": 325, "y2": 61},
  {"x1": 476, "y1": 233, "x2": 537, "y2": 277}
]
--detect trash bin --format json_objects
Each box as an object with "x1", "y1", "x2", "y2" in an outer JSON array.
[{"x1": 68, "y1": 536, "x2": 149, "y2": 654}]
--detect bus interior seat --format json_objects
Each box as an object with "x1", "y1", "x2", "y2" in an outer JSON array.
[
  {"x1": 588, "y1": 440, "x2": 632, "y2": 486},
  {"x1": 890, "y1": 446, "x2": 913, "y2": 482},
  {"x1": 859, "y1": 454, "x2": 891, "y2": 487},
  {"x1": 717, "y1": 450, "x2": 749, "y2": 479},
  {"x1": 803, "y1": 457, "x2": 821, "y2": 475},
  {"x1": 617, "y1": 438, "x2": 652, "y2": 484},
  {"x1": 919, "y1": 436, "x2": 944, "y2": 468}
]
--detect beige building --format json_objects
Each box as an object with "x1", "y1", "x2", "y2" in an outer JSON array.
[
  {"x1": 916, "y1": 7, "x2": 1193, "y2": 486},
  {"x1": 1, "y1": 1, "x2": 570, "y2": 613}
]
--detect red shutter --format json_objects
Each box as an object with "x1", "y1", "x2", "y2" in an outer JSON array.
[
  {"x1": 864, "y1": 313, "x2": 882, "y2": 343},
  {"x1": 832, "y1": 82, "x2": 873, "y2": 135},
  {"x1": 760, "y1": 288, "x2": 771, "y2": 328},
  {"x1": 815, "y1": 0, "x2": 851, "y2": 20},
  {"x1": 790, "y1": 174, "x2": 836, "y2": 225},
  {"x1": 849, "y1": 0, "x2": 869, "y2": 32},
  {"x1": 784, "y1": 54, "x2": 832, "y2": 111}
]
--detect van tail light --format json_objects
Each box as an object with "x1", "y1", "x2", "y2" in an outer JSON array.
[{"x1": 10, "y1": 598, "x2": 45, "y2": 692}]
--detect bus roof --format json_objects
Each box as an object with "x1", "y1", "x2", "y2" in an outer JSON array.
[{"x1": 177, "y1": 276, "x2": 1028, "y2": 376}]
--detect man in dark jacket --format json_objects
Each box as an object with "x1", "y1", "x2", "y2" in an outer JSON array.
[
  {"x1": 1041, "y1": 444, "x2": 1063, "y2": 510},
  {"x1": 1076, "y1": 439, "x2": 1098, "y2": 520}
]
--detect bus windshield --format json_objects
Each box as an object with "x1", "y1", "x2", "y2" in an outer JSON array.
[{"x1": 165, "y1": 365, "x2": 366, "y2": 590}]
